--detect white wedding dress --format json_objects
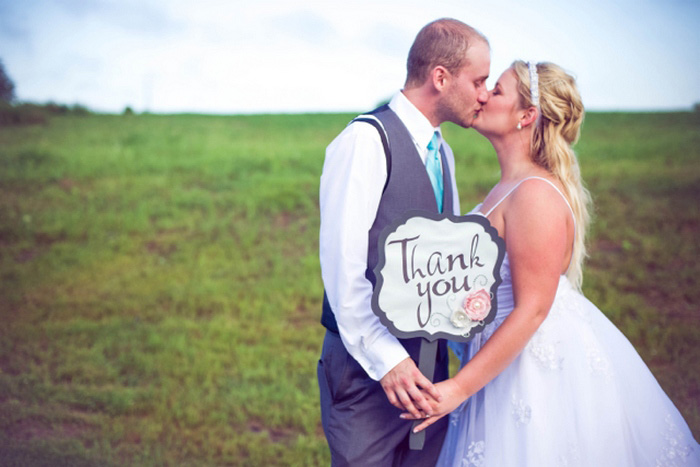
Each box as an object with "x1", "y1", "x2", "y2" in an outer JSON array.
[{"x1": 437, "y1": 178, "x2": 699, "y2": 466}]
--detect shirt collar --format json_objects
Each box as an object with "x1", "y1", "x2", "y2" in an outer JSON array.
[{"x1": 388, "y1": 91, "x2": 442, "y2": 150}]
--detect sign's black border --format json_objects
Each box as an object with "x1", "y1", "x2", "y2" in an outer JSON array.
[{"x1": 371, "y1": 210, "x2": 506, "y2": 342}]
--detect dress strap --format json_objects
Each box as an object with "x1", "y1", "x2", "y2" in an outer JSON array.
[
  {"x1": 484, "y1": 176, "x2": 574, "y2": 221},
  {"x1": 484, "y1": 176, "x2": 577, "y2": 273}
]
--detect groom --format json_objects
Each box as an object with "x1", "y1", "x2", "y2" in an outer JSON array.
[{"x1": 318, "y1": 18, "x2": 490, "y2": 466}]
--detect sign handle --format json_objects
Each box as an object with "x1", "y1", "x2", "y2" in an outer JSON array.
[{"x1": 409, "y1": 338, "x2": 438, "y2": 450}]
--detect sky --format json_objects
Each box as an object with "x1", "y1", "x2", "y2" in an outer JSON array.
[{"x1": 1, "y1": 0, "x2": 699, "y2": 114}]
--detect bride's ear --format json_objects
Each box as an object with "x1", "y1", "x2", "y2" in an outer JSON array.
[{"x1": 521, "y1": 106, "x2": 538, "y2": 128}]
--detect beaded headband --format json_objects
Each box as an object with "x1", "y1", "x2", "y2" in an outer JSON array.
[
  {"x1": 527, "y1": 61, "x2": 540, "y2": 125},
  {"x1": 527, "y1": 61, "x2": 540, "y2": 108}
]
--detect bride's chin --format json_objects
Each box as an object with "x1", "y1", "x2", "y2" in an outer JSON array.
[
  {"x1": 470, "y1": 115, "x2": 482, "y2": 130},
  {"x1": 471, "y1": 121, "x2": 490, "y2": 137}
]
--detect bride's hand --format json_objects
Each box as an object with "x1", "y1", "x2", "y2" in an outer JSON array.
[{"x1": 400, "y1": 378, "x2": 468, "y2": 433}]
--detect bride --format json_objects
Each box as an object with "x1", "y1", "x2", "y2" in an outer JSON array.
[{"x1": 402, "y1": 60, "x2": 700, "y2": 466}]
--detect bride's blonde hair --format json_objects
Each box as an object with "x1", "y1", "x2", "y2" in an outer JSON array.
[{"x1": 512, "y1": 60, "x2": 591, "y2": 290}]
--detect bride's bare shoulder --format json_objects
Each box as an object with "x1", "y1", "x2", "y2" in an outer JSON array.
[
  {"x1": 507, "y1": 176, "x2": 571, "y2": 223},
  {"x1": 513, "y1": 176, "x2": 566, "y2": 204}
]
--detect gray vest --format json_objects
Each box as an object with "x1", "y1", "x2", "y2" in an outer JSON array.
[{"x1": 321, "y1": 104, "x2": 454, "y2": 335}]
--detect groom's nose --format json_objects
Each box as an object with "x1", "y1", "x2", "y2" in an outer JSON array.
[{"x1": 477, "y1": 87, "x2": 489, "y2": 104}]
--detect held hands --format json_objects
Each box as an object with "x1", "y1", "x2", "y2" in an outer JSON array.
[
  {"x1": 380, "y1": 357, "x2": 443, "y2": 419},
  {"x1": 399, "y1": 379, "x2": 467, "y2": 433}
]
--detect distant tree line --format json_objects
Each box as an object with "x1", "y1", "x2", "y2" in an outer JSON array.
[
  {"x1": 0, "y1": 59, "x2": 93, "y2": 126},
  {"x1": 0, "y1": 60, "x2": 14, "y2": 103}
]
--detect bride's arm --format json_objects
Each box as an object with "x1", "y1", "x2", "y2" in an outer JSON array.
[{"x1": 405, "y1": 180, "x2": 573, "y2": 431}]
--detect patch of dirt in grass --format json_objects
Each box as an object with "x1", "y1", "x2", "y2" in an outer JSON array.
[
  {"x1": 248, "y1": 420, "x2": 264, "y2": 433},
  {"x1": 13, "y1": 231, "x2": 67, "y2": 263},
  {"x1": 287, "y1": 302, "x2": 318, "y2": 329},
  {"x1": 273, "y1": 212, "x2": 291, "y2": 230},
  {"x1": 144, "y1": 240, "x2": 177, "y2": 257},
  {"x1": 315, "y1": 421, "x2": 325, "y2": 439},
  {"x1": 144, "y1": 228, "x2": 187, "y2": 259},
  {"x1": 5, "y1": 418, "x2": 90, "y2": 442},
  {"x1": 0, "y1": 355, "x2": 22, "y2": 376},
  {"x1": 247, "y1": 420, "x2": 296, "y2": 445},
  {"x1": 58, "y1": 178, "x2": 78, "y2": 192},
  {"x1": 0, "y1": 229, "x2": 19, "y2": 246},
  {"x1": 644, "y1": 288, "x2": 697, "y2": 321},
  {"x1": 268, "y1": 427, "x2": 294, "y2": 444},
  {"x1": 35, "y1": 231, "x2": 67, "y2": 245},
  {"x1": 14, "y1": 249, "x2": 39, "y2": 263},
  {"x1": 592, "y1": 239, "x2": 622, "y2": 254}
]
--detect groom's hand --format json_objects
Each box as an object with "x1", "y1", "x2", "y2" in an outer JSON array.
[{"x1": 380, "y1": 357, "x2": 442, "y2": 419}]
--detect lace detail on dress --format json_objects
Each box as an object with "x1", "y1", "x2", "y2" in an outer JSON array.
[
  {"x1": 587, "y1": 345, "x2": 613, "y2": 378},
  {"x1": 657, "y1": 413, "x2": 695, "y2": 466},
  {"x1": 527, "y1": 332, "x2": 564, "y2": 370},
  {"x1": 462, "y1": 440, "x2": 485, "y2": 467},
  {"x1": 557, "y1": 286, "x2": 591, "y2": 323},
  {"x1": 511, "y1": 395, "x2": 532, "y2": 426},
  {"x1": 523, "y1": 285, "x2": 567, "y2": 371},
  {"x1": 558, "y1": 444, "x2": 581, "y2": 466},
  {"x1": 449, "y1": 408, "x2": 462, "y2": 427},
  {"x1": 571, "y1": 299, "x2": 591, "y2": 323}
]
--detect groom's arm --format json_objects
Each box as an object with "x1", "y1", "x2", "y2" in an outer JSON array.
[{"x1": 319, "y1": 121, "x2": 440, "y2": 417}]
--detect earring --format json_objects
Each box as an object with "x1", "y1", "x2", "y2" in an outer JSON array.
[{"x1": 517, "y1": 122, "x2": 522, "y2": 130}]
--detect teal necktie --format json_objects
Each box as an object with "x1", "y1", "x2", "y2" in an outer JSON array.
[{"x1": 425, "y1": 131, "x2": 443, "y2": 212}]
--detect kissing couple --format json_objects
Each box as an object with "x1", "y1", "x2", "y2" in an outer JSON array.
[{"x1": 318, "y1": 18, "x2": 699, "y2": 466}]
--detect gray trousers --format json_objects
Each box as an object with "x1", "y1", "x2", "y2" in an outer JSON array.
[{"x1": 318, "y1": 330, "x2": 449, "y2": 466}]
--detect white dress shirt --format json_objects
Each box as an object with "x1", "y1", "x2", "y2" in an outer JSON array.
[{"x1": 319, "y1": 91, "x2": 461, "y2": 381}]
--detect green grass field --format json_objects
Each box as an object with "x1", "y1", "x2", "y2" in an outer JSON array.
[{"x1": 0, "y1": 111, "x2": 698, "y2": 465}]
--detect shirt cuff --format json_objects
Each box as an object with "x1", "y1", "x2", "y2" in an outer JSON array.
[{"x1": 357, "y1": 329, "x2": 410, "y2": 381}]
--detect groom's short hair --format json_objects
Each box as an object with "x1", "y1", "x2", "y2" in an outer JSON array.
[{"x1": 405, "y1": 18, "x2": 488, "y2": 88}]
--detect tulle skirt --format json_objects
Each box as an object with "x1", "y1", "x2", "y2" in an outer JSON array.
[{"x1": 437, "y1": 277, "x2": 700, "y2": 466}]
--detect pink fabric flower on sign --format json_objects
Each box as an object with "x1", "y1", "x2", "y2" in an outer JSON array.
[{"x1": 462, "y1": 289, "x2": 491, "y2": 321}]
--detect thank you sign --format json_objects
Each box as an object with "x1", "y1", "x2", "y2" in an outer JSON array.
[{"x1": 372, "y1": 211, "x2": 505, "y2": 343}]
